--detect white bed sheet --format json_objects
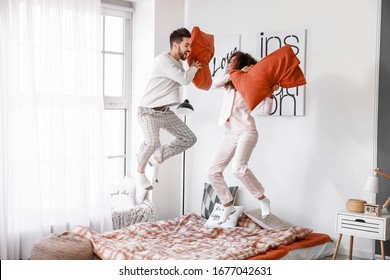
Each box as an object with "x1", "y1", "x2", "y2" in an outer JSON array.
[{"x1": 280, "y1": 240, "x2": 335, "y2": 260}]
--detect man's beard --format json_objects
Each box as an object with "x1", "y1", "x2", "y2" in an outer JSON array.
[{"x1": 178, "y1": 46, "x2": 188, "y2": 60}]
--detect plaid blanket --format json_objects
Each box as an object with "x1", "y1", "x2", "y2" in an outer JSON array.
[{"x1": 72, "y1": 213, "x2": 312, "y2": 260}]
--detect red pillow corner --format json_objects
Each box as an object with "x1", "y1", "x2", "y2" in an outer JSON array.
[
  {"x1": 187, "y1": 26, "x2": 215, "y2": 91},
  {"x1": 230, "y1": 45, "x2": 307, "y2": 111}
]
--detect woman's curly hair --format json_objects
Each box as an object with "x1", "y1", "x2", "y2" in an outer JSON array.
[{"x1": 225, "y1": 51, "x2": 257, "y2": 90}]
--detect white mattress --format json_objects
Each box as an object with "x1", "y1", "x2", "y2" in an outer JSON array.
[{"x1": 280, "y1": 241, "x2": 335, "y2": 260}]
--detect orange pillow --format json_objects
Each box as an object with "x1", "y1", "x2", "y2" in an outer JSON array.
[
  {"x1": 187, "y1": 26, "x2": 215, "y2": 90},
  {"x1": 229, "y1": 45, "x2": 306, "y2": 111}
]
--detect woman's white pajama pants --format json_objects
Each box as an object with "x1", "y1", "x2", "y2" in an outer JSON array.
[{"x1": 207, "y1": 129, "x2": 265, "y2": 205}]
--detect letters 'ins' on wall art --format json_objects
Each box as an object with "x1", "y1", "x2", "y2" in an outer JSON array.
[{"x1": 210, "y1": 30, "x2": 307, "y2": 117}]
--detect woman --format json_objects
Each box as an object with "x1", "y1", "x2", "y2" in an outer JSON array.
[{"x1": 207, "y1": 51, "x2": 278, "y2": 223}]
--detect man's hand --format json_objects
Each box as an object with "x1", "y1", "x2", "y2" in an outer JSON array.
[{"x1": 191, "y1": 60, "x2": 202, "y2": 70}]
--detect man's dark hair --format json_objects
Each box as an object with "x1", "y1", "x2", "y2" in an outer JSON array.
[{"x1": 169, "y1": 28, "x2": 191, "y2": 48}]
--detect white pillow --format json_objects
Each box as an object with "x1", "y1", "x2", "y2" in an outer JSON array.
[
  {"x1": 110, "y1": 176, "x2": 136, "y2": 210},
  {"x1": 205, "y1": 203, "x2": 245, "y2": 228}
]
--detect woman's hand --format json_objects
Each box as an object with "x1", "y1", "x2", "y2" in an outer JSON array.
[
  {"x1": 241, "y1": 66, "x2": 252, "y2": 73},
  {"x1": 272, "y1": 83, "x2": 280, "y2": 91}
]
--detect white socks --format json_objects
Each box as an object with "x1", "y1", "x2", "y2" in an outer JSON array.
[
  {"x1": 137, "y1": 173, "x2": 153, "y2": 191},
  {"x1": 135, "y1": 173, "x2": 152, "y2": 205},
  {"x1": 148, "y1": 156, "x2": 160, "y2": 183},
  {"x1": 218, "y1": 205, "x2": 236, "y2": 224},
  {"x1": 259, "y1": 197, "x2": 271, "y2": 219}
]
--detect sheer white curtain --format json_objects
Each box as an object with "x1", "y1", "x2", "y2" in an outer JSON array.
[{"x1": 0, "y1": 0, "x2": 112, "y2": 260}]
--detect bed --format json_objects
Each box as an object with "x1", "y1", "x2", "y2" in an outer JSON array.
[{"x1": 71, "y1": 212, "x2": 334, "y2": 260}]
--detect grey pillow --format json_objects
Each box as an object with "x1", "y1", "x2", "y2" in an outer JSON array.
[
  {"x1": 244, "y1": 209, "x2": 289, "y2": 230},
  {"x1": 201, "y1": 183, "x2": 239, "y2": 219}
]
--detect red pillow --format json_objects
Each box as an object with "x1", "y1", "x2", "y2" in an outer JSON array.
[
  {"x1": 229, "y1": 45, "x2": 306, "y2": 111},
  {"x1": 187, "y1": 26, "x2": 215, "y2": 90}
]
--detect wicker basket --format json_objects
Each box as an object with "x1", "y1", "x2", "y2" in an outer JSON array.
[{"x1": 346, "y1": 199, "x2": 366, "y2": 213}]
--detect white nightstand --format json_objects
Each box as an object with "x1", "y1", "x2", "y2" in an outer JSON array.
[{"x1": 332, "y1": 209, "x2": 390, "y2": 260}]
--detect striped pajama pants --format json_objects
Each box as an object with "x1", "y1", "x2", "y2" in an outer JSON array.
[{"x1": 137, "y1": 106, "x2": 197, "y2": 171}]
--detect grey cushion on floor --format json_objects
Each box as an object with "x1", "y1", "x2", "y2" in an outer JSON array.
[{"x1": 31, "y1": 232, "x2": 93, "y2": 260}]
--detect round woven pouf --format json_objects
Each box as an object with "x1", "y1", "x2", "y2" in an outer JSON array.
[
  {"x1": 346, "y1": 199, "x2": 366, "y2": 213},
  {"x1": 31, "y1": 232, "x2": 93, "y2": 260}
]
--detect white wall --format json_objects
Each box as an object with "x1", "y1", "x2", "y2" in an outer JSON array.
[
  {"x1": 131, "y1": 0, "x2": 185, "y2": 220},
  {"x1": 183, "y1": 0, "x2": 381, "y2": 259},
  {"x1": 132, "y1": 0, "x2": 381, "y2": 258}
]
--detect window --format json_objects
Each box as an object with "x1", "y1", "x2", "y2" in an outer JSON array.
[{"x1": 101, "y1": 3, "x2": 133, "y2": 183}]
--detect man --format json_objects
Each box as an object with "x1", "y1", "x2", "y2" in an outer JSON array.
[{"x1": 137, "y1": 27, "x2": 201, "y2": 195}]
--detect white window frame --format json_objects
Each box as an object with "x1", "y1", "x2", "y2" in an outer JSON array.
[{"x1": 101, "y1": 2, "x2": 133, "y2": 177}]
